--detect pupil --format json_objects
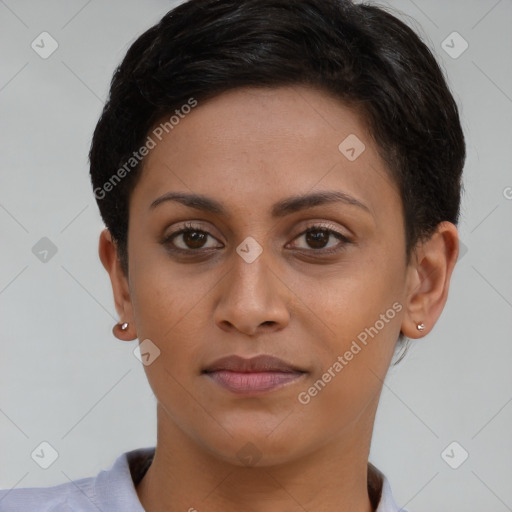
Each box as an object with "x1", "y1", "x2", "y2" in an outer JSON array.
[
  {"x1": 185, "y1": 231, "x2": 206, "y2": 248},
  {"x1": 306, "y1": 229, "x2": 328, "y2": 249}
]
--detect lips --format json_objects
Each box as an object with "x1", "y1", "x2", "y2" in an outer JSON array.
[
  {"x1": 203, "y1": 354, "x2": 304, "y2": 373},
  {"x1": 202, "y1": 355, "x2": 306, "y2": 395}
]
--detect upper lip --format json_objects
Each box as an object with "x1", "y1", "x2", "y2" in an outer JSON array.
[{"x1": 203, "y1": 355, "x2": 305, "y2": 373}]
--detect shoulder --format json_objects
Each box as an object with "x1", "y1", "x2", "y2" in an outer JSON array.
[
  {"x1": 0, "y1": 446, "x2": 155, "y2": 512},
  {"x1": 0, "y1": 475, "x2": 98, "y2": 512}
]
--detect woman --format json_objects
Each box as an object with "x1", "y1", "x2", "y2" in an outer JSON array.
[{"x1": 0, "y1": 0, "x2": 464, "y2": 510}]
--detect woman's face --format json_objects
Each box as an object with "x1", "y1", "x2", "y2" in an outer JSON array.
[{"x1": 118, "y1": 86, "x2": 416, "y2": 465}]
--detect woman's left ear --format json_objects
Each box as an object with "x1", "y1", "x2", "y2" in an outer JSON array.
[{"x1": 401, "y1": 221, "x2": 460, "y2": 339}]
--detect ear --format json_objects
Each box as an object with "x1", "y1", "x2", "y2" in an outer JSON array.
[
  {"x1": 98, "y1": 228, "x2": 137, "y2": 341},
  {"x1": 401, "y1": 221, "x2": 459, "y2": 339}
]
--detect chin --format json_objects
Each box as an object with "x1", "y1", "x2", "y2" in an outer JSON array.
[{"x1": 196, "y1": 427, "x2": 308, "y2": 468}]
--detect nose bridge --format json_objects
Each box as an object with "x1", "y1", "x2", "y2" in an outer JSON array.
[
  {"x1": 214, "y1": 238, "x2": 290, "y2": 333},
  {"x1": 230, "y1": 242, "x2": 275, "y2": 304}
]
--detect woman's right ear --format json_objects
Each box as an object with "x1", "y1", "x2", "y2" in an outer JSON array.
[{"x1": 98, "y1": 229, "x2": 137, "y2": 341}]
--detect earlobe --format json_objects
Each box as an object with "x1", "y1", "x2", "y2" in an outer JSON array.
[
  {"x1": 98, "y1": 229, "x2": 137, "y2": 341},
  {"x1": 112, "y1": 321, "x2": 137, "y2": 341},
  {"x1": 401, "y1": 222, "x2": 459, "y2": 339}
]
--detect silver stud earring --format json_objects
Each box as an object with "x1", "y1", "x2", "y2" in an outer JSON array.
[
  {"x1": 120, "y1": 322, "x2": 129, "y2": 331},
  {"x1": 417, "y1": 322, "x2": 425, "y2": 331}
]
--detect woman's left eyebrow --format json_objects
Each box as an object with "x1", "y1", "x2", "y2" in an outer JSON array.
[{"x1": 149, "y1": 190, "x2": 372, "y2": 218}]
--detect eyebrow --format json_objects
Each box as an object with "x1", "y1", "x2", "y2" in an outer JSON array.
[{"x1": 149, "y1": 190, "x2": 371, "y2": 217}]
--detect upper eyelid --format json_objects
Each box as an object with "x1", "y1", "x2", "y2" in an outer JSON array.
[{"x1": 167, "y1": 221, "x2": 346, "y2": 236}]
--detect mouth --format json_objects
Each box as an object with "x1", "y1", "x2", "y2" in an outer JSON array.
[{"x1": 202, "y1": 354, "x2": 306, "y2": 395}]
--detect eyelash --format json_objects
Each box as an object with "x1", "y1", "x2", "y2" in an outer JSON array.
[{"x1": 162, "y1": 222, "x2": 353, "y2": 256}]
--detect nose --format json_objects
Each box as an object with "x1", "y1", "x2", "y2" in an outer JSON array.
[{"x1": 213, "y1": 250, "x2": 291, "y2": 336}]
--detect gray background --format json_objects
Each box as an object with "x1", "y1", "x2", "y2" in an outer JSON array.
[{"x1": 1, "y1": 1, "x2": 511, "y2": 510}]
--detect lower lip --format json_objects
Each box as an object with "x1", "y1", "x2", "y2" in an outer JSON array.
[{"x1": 205, "y1": 370, "x2": 304, "y2": 395}]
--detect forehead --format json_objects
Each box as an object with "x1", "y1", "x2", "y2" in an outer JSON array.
[{"x1": 130, "y1": 86, "x2": 400, "y2": 222}]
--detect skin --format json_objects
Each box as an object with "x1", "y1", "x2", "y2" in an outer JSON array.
[{"x1": 99, "y1": 85, "x2": 459, "y2": 512}]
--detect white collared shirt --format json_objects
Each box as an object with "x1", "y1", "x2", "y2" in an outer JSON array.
[{"x1": 0, "y1": 446, "x2": 409, "y2": 511}]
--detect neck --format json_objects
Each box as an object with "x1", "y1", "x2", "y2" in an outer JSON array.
[{"x1": 136, "y1": 403, "x2": 378, "y2": 512}]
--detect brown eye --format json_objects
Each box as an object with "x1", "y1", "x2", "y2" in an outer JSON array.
[
  {"x1": 305, "y1": 228, "x2": 330, "y2": 249},
  {"x1": 290, "y1": 225, "x2": 353, "y2": 254},
  {"x1": 180, "y1": 230, "x2": 208, "y2": 249},
  {"x1": 163, "y1": 223, "x2": 223, "y2": 252}
]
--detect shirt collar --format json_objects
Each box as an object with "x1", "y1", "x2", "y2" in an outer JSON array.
[
  {"x1": 94, "y1": 447, "x2": 406, "y2": 512},
  {"x1": 368, "y1": 462, "x2": 408, "y2": 512}
]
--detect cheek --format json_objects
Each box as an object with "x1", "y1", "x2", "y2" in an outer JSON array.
[
  {"x1": 300, "y1": 254, "x2": 403, "y2": 396},
  {"x1": 131, "y1": 283, "x2": 211, "y2": 373},
  {"x1": 296, "y1": 307, "x2": 401, "y2": 437},
  {"x1": 129, "y1": 240, "x2": 212, "y2": 336},
  {"x1": 127, "y1": 273, "x2": 207, "y2": 410},
  {"x1": 302, "y1": 255, "x2": 400, "y2": 340},
  {"x1": 129, "y1": 268, "x2": 210, "y2": 422}
]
